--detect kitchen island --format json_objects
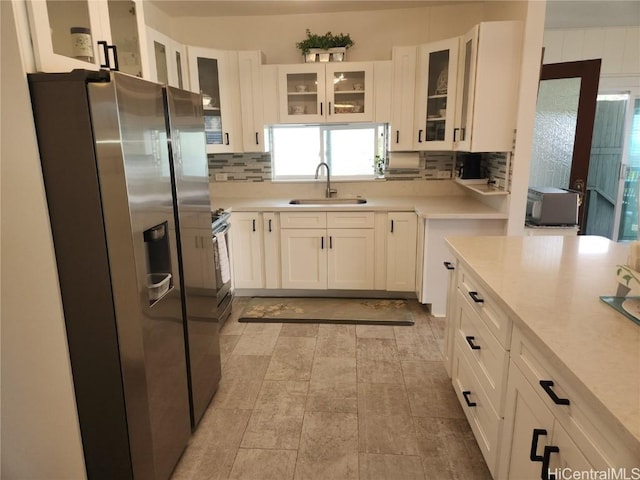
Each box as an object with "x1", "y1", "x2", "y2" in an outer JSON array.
[{"x1": 445, "y1": 235, "x2": 639, "y2": 476}]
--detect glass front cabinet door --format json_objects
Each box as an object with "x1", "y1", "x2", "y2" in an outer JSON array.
[
  {"x1": 188, "y1": 46, "x2": 241, "y2": 153},
  {"x1": 146, "y1": 27, "x2": 188, "y2": 89},
  {"x1": 414, "y1": 38, "x2": 459, "y2": 150},
  {"x1": 27, "y1": 0, "x2": 148, "y2": 76},
  {"x1": 278, "y1": 62, "x2": 373, "y2": 124}
]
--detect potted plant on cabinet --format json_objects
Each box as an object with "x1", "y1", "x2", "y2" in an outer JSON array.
[{"x1": 296, "y1": 29, "x2": 354, "y2": 62}]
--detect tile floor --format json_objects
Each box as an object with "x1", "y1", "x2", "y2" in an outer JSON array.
[{"x1": 171, "y1": 297, "x2": 491, "y2": 480}]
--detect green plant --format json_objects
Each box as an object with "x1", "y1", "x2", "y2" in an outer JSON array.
[{"x1": 296, "y1": 29, "x2": 354, "y2": 54}]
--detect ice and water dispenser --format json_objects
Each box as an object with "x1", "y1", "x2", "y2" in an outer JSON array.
[{"x1": 143, "y1": 222, "x2": 173, "y2": 304}]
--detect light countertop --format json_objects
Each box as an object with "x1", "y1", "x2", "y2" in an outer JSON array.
[
  {"x1": 213, "y1": 195, "x2": 508, "y2": 220},
  {"x1": 446, "y1": 235, "x2": 640, "y2": 450}
]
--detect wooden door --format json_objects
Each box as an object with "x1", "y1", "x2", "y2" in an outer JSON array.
[{"x1": 538, "y1": 60, "x2": 601, "y2": 232}]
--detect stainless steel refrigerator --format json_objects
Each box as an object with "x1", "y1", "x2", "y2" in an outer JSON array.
[{"x1": 28, "y1": 70, "x2": 221, "y2": 480}]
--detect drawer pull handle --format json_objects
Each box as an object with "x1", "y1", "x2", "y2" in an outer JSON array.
[
  {"x1": 443, "y1": 261, "x2": 455, "y2": 270},
  {"x1": 468, "y1": 291, "x2": 484, "y2": 303},
  {"x1": 465, "y1": 336, "x2": 481, "y2": 350},
  {"x1": 529, "y1": 428, "x2": 547, "y2": 462},
  {"x1": 539, "y1": 380, "x2": 570, "y2": 405},
  {"x1": 462, "y1": 390, "x2": 476, "y2": 407},
  {"x1": 541, "y1": 445, "x2": 559, "y2": 480},
  {"x1": 268, "y1": 219, "x2": 272, "y2": 232},
  {"x1": 321, "y1": 237, "x2": 324, "y2": 249},
  {"x1": 252, "y1": 219, "x2": 256, "y2": 232}
]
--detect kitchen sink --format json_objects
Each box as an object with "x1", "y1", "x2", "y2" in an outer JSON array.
[{"x1": 289, "y1": 198, "x2": 367, "y2": 205}]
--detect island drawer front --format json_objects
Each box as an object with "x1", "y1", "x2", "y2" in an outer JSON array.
[
  {"x1": 510, "y1": 327, "x2": 639, "y2": 469},
  {"x1": 327, "y1": 212, "x2": 374, "y2": 229},
  {"x1": 456, "y1": 290, "x2": 509, "y2": 413},
  {"x1": 457, "y1": 265, "x2": 511, "y2": 348},
  {"x1": 452, "y1": 338, "x2": 501, "y2": 477},
  {"x1": 280, "y1": 212, "x2": 327, "y2": 229}
]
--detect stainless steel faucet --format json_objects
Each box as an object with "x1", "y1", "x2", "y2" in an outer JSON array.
[{"x1": 315, "y1": 162, "x2": 337, "y2": 198}]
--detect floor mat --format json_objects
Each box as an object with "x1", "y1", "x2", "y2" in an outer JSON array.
[{"x1": 238, "y1": 297, "x2": 415, "y2": 326}]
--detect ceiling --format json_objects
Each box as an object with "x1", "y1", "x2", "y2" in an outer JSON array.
[{"x1": 150, "y1": 0, "x2": 640, "y2": 29}]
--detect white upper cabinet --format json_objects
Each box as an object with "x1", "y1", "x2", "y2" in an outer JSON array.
[
  {"x1": 188, "y1": 46, "x2": 242, "y2": 153},
  {"x1": 238, "y1": 51, "x2": 266, "y2": 152},
  {"x1": 454, "y1": 21, "x2": 523, "y2": 152},
  {"x1": 414, "y1": 38, "x2": 460, "y2": 150},
  {"x1": 389, "y1": 46, "x2": 417, "y2": 151},
  {"x1": 146, "y1": 27, "x2": 188, "y2": 89},
  {"x1": 27, "y1": 0, "x2": 149, "y2": 77},
  {"x1": 278, "y1": 62, "x2": 374, "y2": 124}
]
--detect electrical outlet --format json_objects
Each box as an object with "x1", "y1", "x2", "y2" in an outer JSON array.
[
  {"x1": 437, "y1": 170, "x2": 452, "y2": 179},
  {"x1": 215, "y1": 173, "x2": 228, "y2": 181}
]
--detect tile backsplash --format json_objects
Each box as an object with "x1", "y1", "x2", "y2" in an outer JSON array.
[{"x1": 208, "y1": 151, "x2": 460, "y2": 182}]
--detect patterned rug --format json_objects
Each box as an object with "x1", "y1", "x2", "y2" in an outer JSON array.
[{"x1": 239, "y1": 297, "x2": 414, "y2": 326}]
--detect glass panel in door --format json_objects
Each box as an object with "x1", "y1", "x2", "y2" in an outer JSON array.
[
  {"x1": 286, "y1": 72, "x2": 319, "y2": 116},
  {"x1": 107, "y1": 0, "x2": 143, "y2": 77},
  {"x1": 331, "y1": 70, "x2": 365, "y2": 114},
  {"x1": 425, "y1": 49, "x2": 449, "y2": 142},
  {"x1": 197, "y1": 57, "x2": 224, "y2": 146},
  {"x1": 46, "y1": 0, "x2": 95, "y2": 64},
  {"x1": 176, "y1": 51, "x2": 184, "y2": 89},
  {"x1": 529, "y1": 78, "x2": 581, "y2": 188},
  {"x1": 154, "y1": 41, "x2": 169, "y2": 85},
  {"x1": 618, "y1": 98, "x2": 640, "y2": 241}
]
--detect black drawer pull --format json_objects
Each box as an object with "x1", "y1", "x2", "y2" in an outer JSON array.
[
  {"x1": 390, "y1": 220, "x2": 394, "y2": 233},
  {"x1": 443, "y1": 261, "x2": 455, "y2": 270},
  {"x1": 255, "y1": 132, "x2": 259, "y2": 145},
  {"x1": 321, "y1": 237, "x2": 324, "y2": 249},
  {"x1": 396, "y1": 130, "x2": 399, "y2": 143},
  {"x1": 268, "y1": 219, "x2": 272, "y2": 232},
  {"x1": 539, "y1": 380, "x2": 570, "y2": 405},
  {"x1": 252, "y1": 219, "x2": 256, "y2": 232},
  {"x1": 461, "y1": 127, "x2": 466, "y2": 141},
  {"x1": 530, "y1": 428, "x2": 547, "y2": 462},
  {"x1": 465, "y1": 336, "x2": 481, "y2": 350},
  {"x1": 329, "y1": 236, "x2": 333, "y2": 249},
  {"x1": 329, "y1": 101, "x2": 332, "y2": 115},
  {"x1": 462, "y1": 390, "x2": 476, "y2": 407},
  {"x1": 468, "y1": 291, "x2": 484, "y2": 303},
  {"x1": 418, "y1": 129, "x2": 423, "y2": 143},
  {"x1": 320, "y1": 102, "x2": 323, "y2": 116},
  {"x1": 225, "y1": 132, "x2": 230, "y2": 145},
  {"x1": 453, "y1": 127, "x2": 459, "y2": 142},
  {"x1": 541, "y1": 445, "x2": 559, "y2": 480}
]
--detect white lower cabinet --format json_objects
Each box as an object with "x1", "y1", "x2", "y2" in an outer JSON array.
[
  {"x1": 385, "y1": 212, "x2": 417, "y2": 291},
  {"x1": 447, "y1": 254, "x2": 640, "y2": 479},
  {"x1": 280, "y1": 212, "x2": 374, "y2": 290},
  {"x1": 230, "y1": 212, "x2": 263, "y2": 288}
]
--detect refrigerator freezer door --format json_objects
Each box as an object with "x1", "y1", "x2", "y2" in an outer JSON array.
[{"x1": 164, "y1": 86, "x2": 222, "y2": 428}]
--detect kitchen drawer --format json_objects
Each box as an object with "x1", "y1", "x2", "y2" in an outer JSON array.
[
  {"x1": 327, "y1": 211, "x2": 374, "y2": 229},
  {"x1": 280, "y1": 212, "x2": 326, "y2": 229},
  {"x1": 452, "y1": 337, "x2": 501, "y2": 477},
  {"x1": 510, "y1": 327, "x2": 639, "y2": 469},
  {"x1": 457, "y1": 265, "x2": 511, "y2": 348},
  {"x1": 455, "y1": 290, "x2": 509, "y2": 413}
]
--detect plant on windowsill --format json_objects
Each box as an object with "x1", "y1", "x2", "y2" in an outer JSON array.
[
  {"x1": 296, "y1": 29, "x2": 354, "y2": 62},
  {"x1": 374, "y1": 155, "x2": 387, "y2": 178}
]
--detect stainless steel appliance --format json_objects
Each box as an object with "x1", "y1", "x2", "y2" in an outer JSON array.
[
  {"x1": 526, "y1": 186, "x2": 580, "y2": 226},
  {"x1": 28, "y1": 70, "x2": 220, "y2": 480},
  {"x1": 211, "y1": 208, "x2": 233, "y2": 327}
]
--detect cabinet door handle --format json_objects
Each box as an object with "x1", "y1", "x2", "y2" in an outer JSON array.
[
  {"x1": 255, "y1": 132, "x2": 259, "y2": 145},
  {"x1": 465, "y1": 336, "x2": 481, "y2": 350},
  {"x1": 530, "y1": 429, "x2": 547, "y2": 462},
  {"x1": 418, "y1": 129, "x2": 423, "y2": 143},
  {"x1": 321, "y1": 236, "x2": 324, "y2": 249},
  {"x1": 468, "y1": 291, "x2": 484, "y2": 303},
  {"x1": 539, "y1": 380, "x2": 570, "y2": 405},
  {"x1": 98, "y1": 41, "x2": 110, "y2": 68},
  {"x1": 320, "y1": 102, "x2": 323, "y2": 116},
  {"x1": 329, "y1": 236, "x2": 333, "y2": 249},
  {"x1": 225, "y1": 133, "x2": 230, "y2": 145},
  {"x1": 390, "y1": 220, "x2": 394, "y2": 233},
  {"x1": 443, "y1": 261, "x2": 455, "y2": 270},
  {"x1": 268, "y1": 219, "x2": 272, "y2": 232},
  {"x1": 252, "y1": 219, "x2": 256, "y2": 232},
  {"x1": 541, "y1": 445, "x2": 559, "y2": 480},
  {"x1": 110, "y1": 44, "x2": 119, "y2": 71},
  {"x1": 462, "y1": 390, "x2": 476, "y2": 407},
  {"x1": 396, "y1": 130, "x2": 399, "y2": 144},
  {"x1": 329, "y1": 102, "x2": 332, "y2": 115},
  {"x1": 461, "y1": 128, "x2": 466, "y2": 141},
  {"x1": 453, "y1": 127, "x2": 459, "y2": 142}
]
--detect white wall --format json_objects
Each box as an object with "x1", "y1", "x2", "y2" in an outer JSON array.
[
  {"x1": 543, "y1": 26, "x2": 640, "y2": 90},
  {"x1": 1, "y1": 1, "x2": 87, "y2": 478}
]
